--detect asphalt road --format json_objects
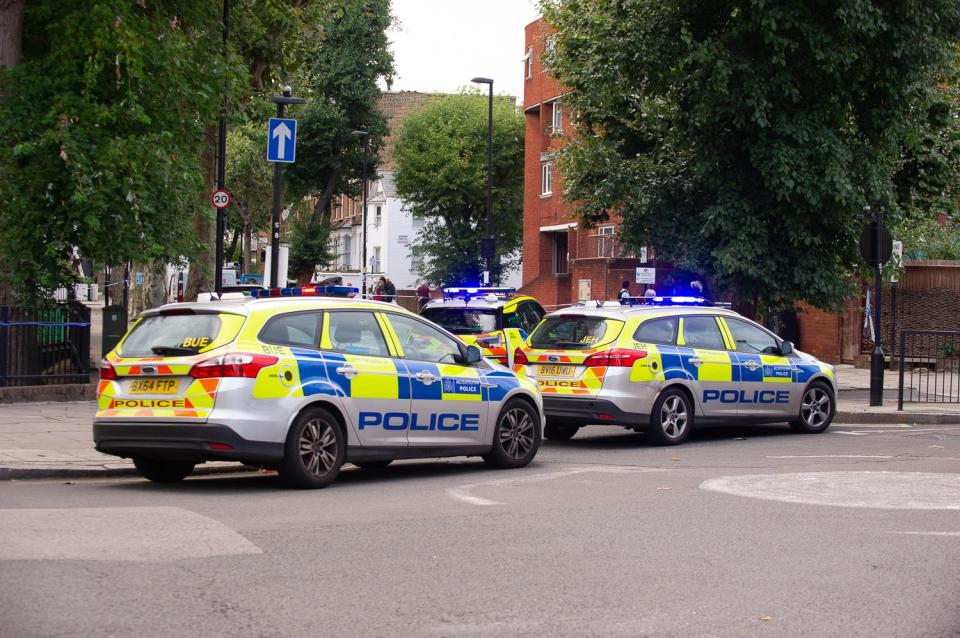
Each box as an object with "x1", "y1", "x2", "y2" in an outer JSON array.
[{"x1": 1, "y1": 422, "x2": 959, "y2": 638}]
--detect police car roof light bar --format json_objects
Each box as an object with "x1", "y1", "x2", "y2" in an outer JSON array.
[
  {"x1": 441, "y1": 286, "x2": 516, "y2": 300},
  {"x1": 251, "y1": 285, "x2": 359, "y2": 299}
]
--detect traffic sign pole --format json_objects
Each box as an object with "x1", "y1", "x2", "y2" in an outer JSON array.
[{"x1": 268, "y1": 87, "x2": 306, "y2": 289}]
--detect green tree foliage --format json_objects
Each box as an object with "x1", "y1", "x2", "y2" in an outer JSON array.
[
  {"x1": 394, "y1": 92, "x2": 524, "y2": 286},
  {"x1": 224, "y1": 121, "x2": 273, "y2": 267},
  {"x1": 0, "y1": 1, "x2": 233, "y2": 301},
  {"x1": 543, "y1": 0, "x2": 960, "y2": 312},
  {"x1": 287, "y1": 211, "x2": 334, "y2": 283},
  {"x1": 285, "y1": 0, "x2": 394, "y2": 217}
]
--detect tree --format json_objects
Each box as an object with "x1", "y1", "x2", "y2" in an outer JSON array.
[
  {"x1": 543, "y1": 0, "x2": 960, "y2": 313},
  {"x1": 394, "y1": 92, "x2": 525, "y2": 286},
  {"x1": 285, "y1": 0, "x2": 394, "y2": 219},
  {"x1": 0, "y1": 1, "x2": 232, "y2": 302},
  {"x1": 225, "y1": 121, "x2": 273, "y2": 270},
  {"x1": 286, "y1": 210, "x2": 334, "y2": 283}
]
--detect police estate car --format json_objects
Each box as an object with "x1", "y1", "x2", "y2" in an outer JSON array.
[
  {"x1": 94, "y1": 287, "x2": 544, "y2": 488},
  {"x1": 421, "y1": 288, "x2": 546, "y2": 366},
  {"x1": 513, "y1": 297, "x2": 836, "y2": 445}
]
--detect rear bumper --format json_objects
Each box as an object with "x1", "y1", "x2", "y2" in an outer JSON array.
[
  {"x1": 542, "y1": 396, "x2": 647, "y2": 427},
  {"x1": 93, "y1": 422, "x2": 284, "y2": 465}
]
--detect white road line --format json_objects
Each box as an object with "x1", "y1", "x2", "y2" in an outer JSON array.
[
  {"x1": 889, "y1": 531, "x2": 960, "y2": 537},
  {"x1": 767, "y1": 455, "x2": 893, "y2": 459},
  {"x1": 832, "y1": 424, "x2": 912, "y2": 429},
  {"x1": 832, "y1": 431, "x2": 871, "y2": 436},
  {"x1": 447, "y1": 466, "x2": 663, "y2": 506}
]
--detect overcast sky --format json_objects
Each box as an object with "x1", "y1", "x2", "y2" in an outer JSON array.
[{"x1": 387, "y1": 0, "x2": 542, "y2": 101}]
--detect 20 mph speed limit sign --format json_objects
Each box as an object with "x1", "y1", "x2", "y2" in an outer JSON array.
[{"x1": 211, "y1": 189, "x2": 231, "y2": 209}]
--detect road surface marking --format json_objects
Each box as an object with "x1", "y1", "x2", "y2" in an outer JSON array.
[
  {"x1": 767, "y1": 455, "x2": 894, "y2": 459},
  {"x1": 699, "y1": 472, "x2": 960, "y2": 510},
  {"x1": 448, "y1": 466, "x2": 662, "y2": 506},
  {"x1": 889, "y1": 531, "x2": 960, "y2": 537},
  {"x1": 0, "y1": 506, "x2": 262, "y2": 561}
]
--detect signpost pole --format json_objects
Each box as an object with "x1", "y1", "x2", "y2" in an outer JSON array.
[
  {"x1": 267, "y1": 86, "x2": 306, "y2": 289},
  {"x1": 214, "y1": 0, "x2": 229, "y2": 297},
  {"x1": 870, "y1": 207, "x2": 884, "y2": 406}
]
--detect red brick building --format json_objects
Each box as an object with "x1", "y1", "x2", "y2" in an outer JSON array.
[{"x1": 519, "y1": 18, "x2": 662, "y2": 308}]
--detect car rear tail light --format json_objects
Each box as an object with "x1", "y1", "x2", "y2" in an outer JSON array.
[
  {"x1": 513, "y1": 347, "x2": 529, "y2": 365},
  {"x1": 595, "y1": 412, "x2": 615, "y2": 420},
  {"x1": 189, "y1": 353, "x2": 279, "y2": 379},
  {"x1": 208, "y1": 442, "x2": 234, "y2": 451},
  {"x1": 99, "y1": 359, "x2": 118, "y2": 381},
  {"x1": 583, "y1": 348, "x2": 648, "y2": 368}
]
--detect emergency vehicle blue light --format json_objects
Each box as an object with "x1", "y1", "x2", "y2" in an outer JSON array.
[
  {"x1": 251, "y1": 285, "x2": 358, "y2": 299},
  {"x1": 651, "y1": 295, "x2": 709, "y2": 306},
  {"x1": 441, "y1": 287, "x2": 516, "y2": 300}
]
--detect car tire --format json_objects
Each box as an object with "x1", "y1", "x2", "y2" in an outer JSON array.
[
  {"x1": 789, "y1": 381, "x2": 835, "y2": 433},
  {"x1": 353, "y1": 460, "x2": 393, "y2": 470},
  {"x1": 278, "y1": 407, "x2": 345, "y2": 489},
  {"x1": 544, "y1": 422, "x2": 580, "y2": 441},
  {"x1": 483, "y1": 399, "x2": 542, "y2": 469},
  {"x1": 646, "y1": 387, "x2": 693, "y2": 445},
  {"x1": 133, "y1": 457, "x2": 195, "y2": 483}
]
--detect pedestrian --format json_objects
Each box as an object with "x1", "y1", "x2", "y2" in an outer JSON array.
[
  {"x1": 618, "y1": 280, "x2": 631, "y2": 305},
  {"x1": 382, "y1": 276, "x2": 397, "y2": 303},
  {"x1": 373, "y1": 277, "x2": 384, "y2": 301},
  {"x1": 416, "y1": 281, "x2": 431, "y2": 310}
]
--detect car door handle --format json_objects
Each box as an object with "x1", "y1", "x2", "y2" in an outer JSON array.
[
  {"x1": 744, "y1": 361, "x2": 761, "y2": 370},
  {"x1": 415, "y1": 371, "x2": 437, "y2": 384},
  {"x1": 688, "y1": 357, "x2": 703, "y2": 366},
  {"x1": 480, "y1": 381, "x2": 497, "y2": 388},
  {"x1": 335, "y1": 365, "x2": 359, "y2": 379}
]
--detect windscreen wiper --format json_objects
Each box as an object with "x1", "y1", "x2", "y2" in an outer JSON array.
[{"x1": 151, "y1": 346, "x2": 198, "y2": 356}]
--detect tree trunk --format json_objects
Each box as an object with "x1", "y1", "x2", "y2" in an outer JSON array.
[
  {"x1": 129, "y1": 261, "x2": 169, "y2": 316},
  {"x1": 185, "y1": 124, "x2": 219, "y2": 300},
  {"x1": 226, "y1": 224, "x2": 240, "y2": 263},
  {"x1": 0, "y1": 0, "x2": 24, "y2": 69}
]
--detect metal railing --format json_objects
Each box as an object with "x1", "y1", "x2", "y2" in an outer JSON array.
[
  {"x1": 897, "y1": 330, "x2": 960, "y2": 410},
  {"x1": 0, "y1": 303, "x2": 91, "y2": 387}
]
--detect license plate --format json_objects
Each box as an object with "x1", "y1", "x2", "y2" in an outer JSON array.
[
  {"x1": 128, "y1": 378, "x2": 179, "y2": 394},
  {"x1": 538, "y1": 365, "x2": 576, "y2": 378}
]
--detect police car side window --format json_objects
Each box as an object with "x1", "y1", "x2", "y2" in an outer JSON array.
[
  {"x1": 725, "y1": 318, "x2": 780, "y2": 355},
  {"x1": 385, "y1": 314, "x2": 463, "y2": 364},
  {"x1": 634, "y1": 317, "x2": 677, "y2": 345},
  {"x1": 326, "y1": 312, "x2": 390, "y2": 357},
  {"x1": 681, "y1": 316, "x2": 726, "y2": 350},
  {"x1": 259, "y1": 311, "x2": 323, "y2": 348},
  {"x1": 517, "y1": 303, "x2": 538, "y2": 332}
]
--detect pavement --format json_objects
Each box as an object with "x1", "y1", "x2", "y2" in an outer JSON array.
[{"x1": 0, "y1": 364, "x2": 956, "y2": 480}]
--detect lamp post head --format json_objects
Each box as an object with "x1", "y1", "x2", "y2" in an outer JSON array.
[
  {"x1": 282, "y1": 85, "x2": 292, "y2": 97},
  {"x1": 471, "y1": 77, "x2": 493, "y2": 85},
  {"x1": 351, "y1": 130, "x2": 369, "y2": 139}
]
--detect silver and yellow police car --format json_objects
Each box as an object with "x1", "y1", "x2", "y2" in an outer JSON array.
[
  {"x1": 93, "y1": 286, "x2": 544, "y2": 488},
  {"x1": 420, "y1": 287, "x2": 546, "y2": 366},
  {"x1": 513, "y1": 296, "x2": 836, "y2": 445}
]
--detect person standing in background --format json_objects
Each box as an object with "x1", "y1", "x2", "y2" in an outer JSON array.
[{"x1": 416, "y1": 281, "x2": 430, "y2": 310}]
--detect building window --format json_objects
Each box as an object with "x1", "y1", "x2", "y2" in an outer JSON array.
[
  {"x1": 545, "y1": 34, "x2": 557, "y2": 58},
  {"x1": 372, "y1": 246, "x2": 382, "y2": 273},
  {"x1": 342, "y1": 235, "x2": 352, "y2": 270},
  {"x1": 525, "y1": 46, "x2": 533, "y2": 79},
  {"x1": 551, "y1": 100, "x2": 563, "y2": 134},
  {"x1": 541, "y1": 162, "x2": 553, "y2": 197},
  {"x1": 553, "y1": 232, "x2": 568, "y2": 275},
  {"x1": 374, "y1": 206, "x2": 382, "y2": 228},
  {"x1": 410, "y1": 248, "x2": 424, "y2": 274},
  {"x1": 597, "y1": 224, "x2": 615, "y2": 257}
]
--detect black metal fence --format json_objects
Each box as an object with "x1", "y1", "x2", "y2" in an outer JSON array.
[
  {"x1": 897, "y1": 330, "x2": 960, "y2": 410},
  {"x1": 0, "y1": 303, "x2": 91, "y2": 387}
]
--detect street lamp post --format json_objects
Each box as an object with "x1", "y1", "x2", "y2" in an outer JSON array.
[
  {"x1": 472, "y1": 76, "x2": 495, "y2": 285},
  {"x1": 214, "y1": 0, "x2": 229, "y2": 296},
  {"x1": 351, "y1": 130, "x2": 370, "y2": 299}
]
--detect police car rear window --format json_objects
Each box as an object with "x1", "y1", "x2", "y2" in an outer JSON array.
[
  {"x1": 120, "y1": 314, "x2": 231, "y2": 357},
  {"x1": 421, "y1": 308, "x2": 498, "y2": 334},
  {"x1": 530, "y1": 316, "x2": 623, "y2": 350},
  {"x1": 634, "y1": 317, "x2": 677, "y2": 345}
]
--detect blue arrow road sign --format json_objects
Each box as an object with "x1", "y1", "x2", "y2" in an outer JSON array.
[{"x1": 267, "y1": 118, "x2": 297, "y2": 163}]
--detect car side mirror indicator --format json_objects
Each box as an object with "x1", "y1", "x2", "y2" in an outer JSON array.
[{"x1": 780, "y1": 340, "x2": 794, "y2": 356}]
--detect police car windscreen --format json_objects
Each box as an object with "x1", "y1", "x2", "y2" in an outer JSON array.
[
  {"x1": 120, "y1": 314, "x2": 230, "y2": 357},
  {"x1": 530, "y1": 316, "x2": 623, "y2": 350},
  {"x1": 421, "y1": 308, "x2": 498, "y2": 334}
]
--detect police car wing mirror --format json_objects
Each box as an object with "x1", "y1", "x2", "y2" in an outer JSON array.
[
  {"x1": 463, "y1": 345, "x2": 483, "y2": 365},
  {"x1": 779, "y1": 340, "x2": 794, "y2": 356}
]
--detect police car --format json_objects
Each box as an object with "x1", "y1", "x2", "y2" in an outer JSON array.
[
  {"x1": 93, "y1": 286, "x2": 544, "y2": 488},
  {"x1": 513, "y1": 297, "x2": 837, "y2": 444},
  {"x1": 420, "y1": 288, "x2": 546, "y2": 366}
]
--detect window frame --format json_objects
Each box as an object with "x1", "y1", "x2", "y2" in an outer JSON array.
[
  {"x1": 723, "y1": 316, "x2": 784, "y2": 355},
  {"x1": 551, "y1": 100, "x2": 563, "y2": 134},
  {"x1": 633, "y1": 316, "x2": 679, "y2": 346},
  {"x1": 258, "y1": 310, "x2": 325, "y2": 350},
  {"x1": 541, "y1": 162, "x2": 553, "y2": 197},
  {"x1": 525, "y1": 46, "x2": 533, "y2": 79},
  {"x1": 679, "y1": 315, "x2": 727, "y2": 351},
  {"x1": 382, "y1": 312, "x2": 470, "y2": 365},
  {"x1": 322, "y1": 309, "x2": 392, "y2": 359}
]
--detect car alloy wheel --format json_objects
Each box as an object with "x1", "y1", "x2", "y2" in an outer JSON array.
[{"x1": 299, "y1": 418, "x2": 338, "y2": 477}]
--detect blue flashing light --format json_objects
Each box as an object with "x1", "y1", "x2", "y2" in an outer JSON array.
[
  {"x1": 650, "y1": 295, "x2": 709, "y2": 306},
  {"x1": 251, "y1": 285, "x2": 359, "y2": 299},
  {"x1": 441, "y1": 286, "x2": 516, "y2": 301}
]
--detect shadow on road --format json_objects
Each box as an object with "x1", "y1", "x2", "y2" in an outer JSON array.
[{"x1": 545, "y1": 423, "x2": 797, "y2": 450}]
